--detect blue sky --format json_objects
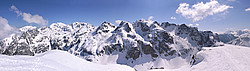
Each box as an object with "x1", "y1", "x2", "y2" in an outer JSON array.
[{"x1": 0, "y1": 0, "x2": 250, "y2": 33}]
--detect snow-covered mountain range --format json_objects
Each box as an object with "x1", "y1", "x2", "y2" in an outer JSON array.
[
  {"x1": 218, "y1": 29, "x2": 250, "y2": 47},
  {"x1": 0, "y1": 19, "x2": 222, "y2": 70}
]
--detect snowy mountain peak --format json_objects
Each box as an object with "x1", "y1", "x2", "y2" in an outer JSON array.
[
  {"x1": 50, "y1": 22, "x2": 67, "y2": 28},
  {"x1": 95, "y1": 21, "x2": 116, "y2": 34},
  {"x1": 19, "y1": 26, "x2": 37, "y2": 32},
  {"x1": 136, "y1": 19, "x2": 155, "y2": 27},
  {"x1": 71, "y1": 22, "x2": 94, "y2": 30},
  {"x1": 49, "y1": 22, "x2": 71, "y2": 32},
  {"x1": 117, "y1": 21, "x2": 134, "y2": 33}
]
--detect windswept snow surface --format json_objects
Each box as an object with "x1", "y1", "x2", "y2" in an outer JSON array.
[
  {"x1": 0, "y1": 50, "x2": 134, "y2": 71},
  {"x1": 150, "y1": 44, "x2": 250, "y2": 71}
]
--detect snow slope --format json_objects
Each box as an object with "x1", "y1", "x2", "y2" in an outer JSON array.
[
  {"x1": 149, "y1": 44, "x2": 250, "y2": 71},
  {"x1": 0, "y1": 50, "x2": 134, "y2": 71}
]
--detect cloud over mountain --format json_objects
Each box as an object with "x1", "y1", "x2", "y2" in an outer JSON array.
[
  {"x1": 170, "y1": 16, "x2": 176, "y2": 20},
  {"x1": 176, "y1": 0, "x2": 233, "y2": 22},
  {"x1": 10, "y1": 5, "x2": 48, "y2": 25},
  {"x1": 0, "y1": 17, "x2": 16, "y2": 39},
  {"x1": 245, "y1": 7, "x2": 250, "y2": 11}
]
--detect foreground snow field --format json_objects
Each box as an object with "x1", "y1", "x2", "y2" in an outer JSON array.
[
  {"x1": 150, "y1": 44, "x2": 250, "y2": 71},
  {"x1": 0, "y1": 50, "x2": 134, "y2": 71}
]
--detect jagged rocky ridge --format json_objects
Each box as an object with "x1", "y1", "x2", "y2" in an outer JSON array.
[{"x1": 0, "y1": 19, "x2": 221, "y2": 70}]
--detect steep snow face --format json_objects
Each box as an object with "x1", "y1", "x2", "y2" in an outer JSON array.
[
  {"x1": 0, "y1": 50, "x2": 134, "y2": 71},
  {"x1": 149, "y1": 44, "x2": 250, "y2": 71},
  {"x1": 0, "y1": 20, "x2": 221, "y2": 71}
]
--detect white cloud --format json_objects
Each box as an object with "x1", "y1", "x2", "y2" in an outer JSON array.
[
  {"x1": 245, "y1": 7, "x2": 250, "y2": 11},
  {"x1": 22, "y1": 13, "x2": 48, "y2": 25},
  {"x1": 188, "y1": 23, "x2": 199, "y2": 26},
  {"x1": 10, "y1": 5, "x2": 22, "y2": 16},
  {"x1": 196, "y1": 24, "x2": 199, "y2": 26},
  {"x1": 0, "y1": 17, "x2": 16, "y2": 39},
  {"x1": 148, "y1": 16, "x2": 154, "y2": 20},
  {"x1": 170, "y1": 16, "x2": 176, "y2": 20},
  {"x1": 115, "y1": 20, "x2": 122, "y2": 24},
  {"x1": 10, "y1": 5, "x2": 48, "y2": 25},
  {"x1": 176, "y1": 0, "x2": 233, "y2": 22},
  {"x1": 188, "y1": 24, "x2": 193, "y2": 26}
]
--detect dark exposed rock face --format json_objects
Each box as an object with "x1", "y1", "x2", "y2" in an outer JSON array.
[
  {"x1": 126, "y1": 46, "x2": 140, "y2": 59},
  {"x1": 95, "y1": 21, "x2": 116, "y2": 34},
  {"x1": 138, "y1": 40, "x2": 156, "y2": 57},
  {"x1": 1, "y1": 41, "x2": 34, "y2": 56},
  {"x1": 174, "y1": 24, "x2": 220, "y2": 47},
  {"x1": 199, "y1": 31, "x2": 220, "y2": 47}
]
